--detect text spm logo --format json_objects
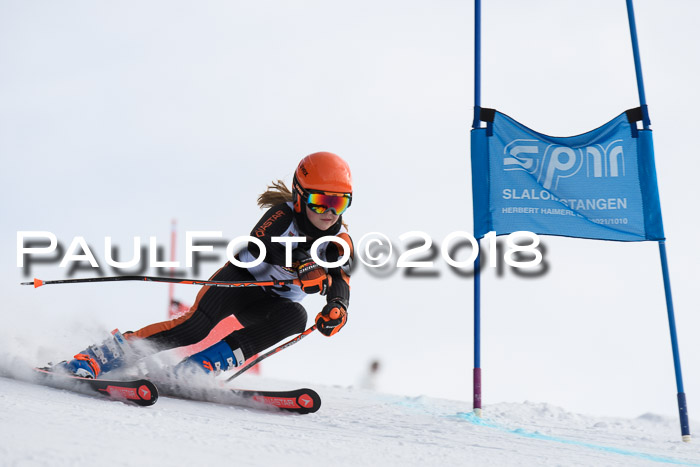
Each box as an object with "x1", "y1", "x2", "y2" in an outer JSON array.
[{"x1": 503, "y1": 139, "x2": 626, "y2": 190}]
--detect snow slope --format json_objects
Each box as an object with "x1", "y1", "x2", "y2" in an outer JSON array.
[{"x1": 0, "y1": 375, "x2": 698, "y2": 467}]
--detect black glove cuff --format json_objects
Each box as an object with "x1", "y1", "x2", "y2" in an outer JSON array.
[
  {"x1": 292, "y1": 247, "x2": 311, "y2": 263},
  {"x1": 327, "y1": 297, "x2": 348, "y2": 311}
]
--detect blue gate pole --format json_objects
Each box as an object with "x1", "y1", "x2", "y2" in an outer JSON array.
[
  {"x1": 473, "y1": 253, "x2": 482, "y2": 417},
  {"x1": 472, "y1": 0, "x2": 483, "y2": 417},
  {"x1": 626, "y1": 0, "x2": 647, "y2": 123},
  {"x1": 626, "y1": 0, "x2": 690, "y2": 442},
  {"x1": 658, "y1": 242, "x2": 691, "y2": 441},
  {"x1": 474, "y1": 0, "x2": 481, "y2": 109}
]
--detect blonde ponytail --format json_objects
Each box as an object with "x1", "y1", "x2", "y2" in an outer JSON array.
[{"x1": 257, "y1": 180, "x2": 293, "y2": 209}]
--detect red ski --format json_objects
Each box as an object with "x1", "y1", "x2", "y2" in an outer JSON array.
[
  {"x1": 157, "y1": 380, "x2": 321, "y2": 414},
  {"x1": 230, "y1": 387, "x2": 321, "y2": 414},
  {"x1": 31, "y1": 368, "x2": 158, "y2": 406}
]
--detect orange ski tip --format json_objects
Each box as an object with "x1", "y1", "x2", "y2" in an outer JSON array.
[{"x1": 33, "y1": 278, "x2": 44, "y2": 288}]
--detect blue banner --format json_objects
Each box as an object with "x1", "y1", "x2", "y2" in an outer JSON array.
[{"x1": 471, "y1": 109, "x2": 664, "y2": 241}]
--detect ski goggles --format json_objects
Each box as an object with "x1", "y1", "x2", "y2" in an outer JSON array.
[{"x1": 306, "y1": 192, "x2": 352, "y2": 215}]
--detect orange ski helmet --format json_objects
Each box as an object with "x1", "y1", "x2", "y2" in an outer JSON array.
[{"x1": 293, "y1": 152, "x2": 352, "y2": 214}]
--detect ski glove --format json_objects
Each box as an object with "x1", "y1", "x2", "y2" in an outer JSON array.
[
  {"x1": 315, "y1": 299, "x2": 347, "y2": 337},
  {"x1": 297, "y1": 256, "x2": 328, "y2": 295}
]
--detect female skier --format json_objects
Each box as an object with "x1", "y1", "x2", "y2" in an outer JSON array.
[{"x1": 56, "y1": 151, "x2": 354, "y2": 379}]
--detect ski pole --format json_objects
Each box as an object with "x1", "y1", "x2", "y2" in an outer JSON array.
[
  {"x1": 21, "y1": 276, "x2": 300, "y2": 289},
  {"x1": 226, "y1": 325, "x2": 317, "y2": 382}
]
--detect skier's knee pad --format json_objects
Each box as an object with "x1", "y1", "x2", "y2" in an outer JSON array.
[{"x1": 266, "y1": 301, "x2": 307, "y2": 334}]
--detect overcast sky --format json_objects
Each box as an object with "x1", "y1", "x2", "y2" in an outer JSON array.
[{"x1": 2, "y1": 0, "x2": 699, "y2": 418}]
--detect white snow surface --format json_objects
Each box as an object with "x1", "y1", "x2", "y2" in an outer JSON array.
[{"x1": 0, "y1": 374, "x2": 698, "y2": 467}]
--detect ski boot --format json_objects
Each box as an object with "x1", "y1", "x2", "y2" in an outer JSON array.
[
  {"x1": 175, "y1": 340, "x2": 246, "y2": 375},
  {"x1": 55, "y1": 329, "x2": 134, "y2": 379}
]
